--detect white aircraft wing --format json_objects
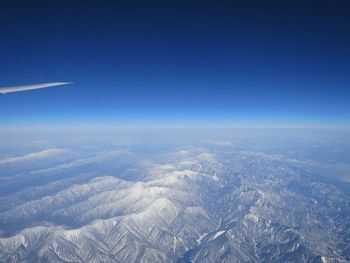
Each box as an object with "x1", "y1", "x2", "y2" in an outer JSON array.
[{"x1": 0, "y1": 82, "x2": 72, "y2": 94}]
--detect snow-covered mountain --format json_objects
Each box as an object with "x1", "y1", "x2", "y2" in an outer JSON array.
[{"x1": 0, "y1": 141, "x2": 349, "y2": 262}]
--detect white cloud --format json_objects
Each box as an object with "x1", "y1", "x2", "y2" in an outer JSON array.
[
  {"x1": 0, "y1": 148, "x2": 67, "y2": 164},
  {"x1": 28, "y1": 149, "x2": 128, "y2": 175}
]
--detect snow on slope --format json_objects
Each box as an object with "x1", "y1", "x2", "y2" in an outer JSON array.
[{"x1": 0, "y1": 145, "x2": 349, "y2": 262}]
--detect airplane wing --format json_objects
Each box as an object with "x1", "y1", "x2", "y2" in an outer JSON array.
[{"x1": 0, "y1": 82, "x2": 72, "y2": 94}]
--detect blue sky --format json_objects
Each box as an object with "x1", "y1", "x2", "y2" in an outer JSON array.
[{"x1": 0, "y1": 0, "x2": 349, "y2": 126}]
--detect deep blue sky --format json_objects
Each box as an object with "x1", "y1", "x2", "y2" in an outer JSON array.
[{"x1": 0, "y1": 0, "x2": 349, "y2": 126}]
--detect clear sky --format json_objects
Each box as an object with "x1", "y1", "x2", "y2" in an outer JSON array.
[{"x1": 0, "y1": 0, "x2": 349, "y2": 127}]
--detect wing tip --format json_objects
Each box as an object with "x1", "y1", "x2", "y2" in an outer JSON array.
[{"x1": 56, "y1": 82, "x2": 73, "y2": 85}]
